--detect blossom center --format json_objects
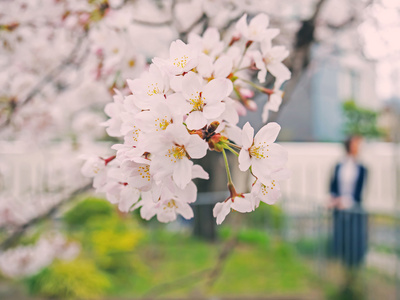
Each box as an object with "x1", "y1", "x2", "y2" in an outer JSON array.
[
  {"x1": 166, "y1": 145, "x2": 187, "y2": 162},
  {"x1": 261, "y1": 180, "x2": 276, "y2": 195},
  {"x1": 173, "y1": 55, "x2": 188, "y2": 69},
  {"x1": 165, "y1": 199, "x2": 178, "y2": 209},
  {"x1": 189, "y1": 91, "x2": 204, "y2": 111},
  {"x1": 147, "y1": 83, "x2": 161, "y2": 96},
  {"x1": 249, "y1": 143, "x2": 269, "y2": 159},
  {"x1": 132, "y1": 125, "x2": 141, "y2": 142},
  {"x1": 92, "y1": 164, "x2": 102, "y2": 174},
  {"x1": 155, "y1": 116, "x2": 171, "y2": 131},
  {"x1": 263, "y1": 54, "x2": 274, "y2": 65},
  {"x1": 138, "y1": 165, "x2": 151, "y2": 181}
]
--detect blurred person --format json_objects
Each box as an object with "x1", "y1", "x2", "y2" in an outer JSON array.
[{"x1": 329, "y1": 136, "x2": 368, "y2": 269}]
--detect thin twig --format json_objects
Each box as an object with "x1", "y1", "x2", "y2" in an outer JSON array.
[
  {"x1": 0, "y1": 183, "x2": 92, "y2": 251},
  {"x1": 0, "y1": 31, "x2": 88, "y2": 130}
]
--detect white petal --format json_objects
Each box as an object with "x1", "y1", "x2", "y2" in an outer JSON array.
[
  {"x1": 192, "y1": 164, "x2": 209, "y2": 180},
  {"x1": 231, "y1": 194, "x2": 253, "y2": 212},
  {"x1": 262, "y1": 104, "x2": 270, "y2": 123},
  {"x1": 203, "y1": 102, "x2": 226, "y2": 119},
  {"x1": 182, "y1": 72, "x2": 203, "y2": 99},
  {"x1": 238, "y1": 149, "x2": 251, "y2": 172},
  {"x1": 197, "y1": 54, "x2": 213, "y2": 78},
  {"x1": 266, "y1": 143, "x2": 288, "y2": 167},
  {"x1": 214, "y1": 56, "x2": 233, "y2": 78},
  {"x1": 241, "y1": 122, "x2": 254, "y2": 148},
  {"x1": 186, "y1": 134, "x2": 208, "y2": 159},
  {"x1": 176, "y1": 202, "x2": 194, "y2": 219},
  {"x1": 213, "y1": 201, "x2": 231, "y2": 225},
  {"x1": 118, "y1": 187, "x2": 140, "y2": 212},
  {"x1": 235, "y1": 14, "x2": 248, "y2": 35},
  {"x1": 177, "y1": 181, "x2": 197, "y2": 203},
  {"x1": 254, "y1": 122, "x2": 281, "y2": 144},
  {"x1": 267, "y1": 62, "x2": 291, "y2": 80},
  {"x1": 186, "y1": 111, "x2": 207, "y2": 130},
  {"x1": 173, "y1": 158, "x2": 193, "y2": 189},
  {"x1": 202, "y1": 78, "x2": 233, "y2": 101}
]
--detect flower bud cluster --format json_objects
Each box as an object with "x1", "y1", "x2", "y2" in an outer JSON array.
[{"x1": 83, "y1": 13, "x2": 291, "y2": 224}]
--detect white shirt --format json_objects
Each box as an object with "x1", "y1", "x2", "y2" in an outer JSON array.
[{"x1": 338, "y1": 157, "x2": 359, "y2": 208}]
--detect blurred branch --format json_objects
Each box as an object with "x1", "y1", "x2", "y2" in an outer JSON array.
[
  {"x1": 0, "y1": 31, "x2": 88, "y2": 131},
  {"x1": 143, "y1": 214, "x2": 242, "y2": 297},
  {"x1": 143, "y1": 268, "x2": 211, "y2": 298},
  {"x1": 205, "y1": 232, "x2": 238, "y2": 288},
  {"x1": 179, "y1": 13, "x2": 207, "y2": 41},
  {"x1": 268, "y1": 0, "x2": 328, "y2": 122},
  {"x1": 0, "y1": 183, "x2": 92, "y2": 251},
  {"x1": 132, "y1": 19, "x2": 173, "y2": 27}
]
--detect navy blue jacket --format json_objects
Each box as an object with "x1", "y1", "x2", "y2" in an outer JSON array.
[{"x1": 330, "y1": 162, "x2": 367, "y2": 204}]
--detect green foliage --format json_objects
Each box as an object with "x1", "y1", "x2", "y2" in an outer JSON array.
[
  {"x1": 342, "y1": 100, "x2": 384, "y2": 138},
  {"x1": 244, "y1": 203, "x2": 285, "y2": 231},
  {"x1": 26, "y1": 197, "x2": 144, "y2": 299},
  {"x1": 27, "y1": 258, "x2": 111, "y2": 299},
  {"x1": 218, "y1": 227, "x2": 271, "y2": 249},
  {"x1": 63, "y1": 197, "x2": 114, "y2": 229}
]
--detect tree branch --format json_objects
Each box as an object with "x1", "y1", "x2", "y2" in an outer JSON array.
[
  {"x1": 0, "y1": 183, "x2": 92, "y2": 251},
  {"x1": 0, "y1": 31, "x2": 88, "y2": 131}
]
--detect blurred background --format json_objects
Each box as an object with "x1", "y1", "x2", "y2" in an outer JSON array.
[{"x1": 0, "y1": 0, "x2": 400, "y2": 299}]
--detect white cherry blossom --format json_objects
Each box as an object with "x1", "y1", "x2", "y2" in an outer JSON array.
[
  {"x1": 213, "y1": 193, "x2": 253, "y2": 225},
  {"x1": 149, "y1": 123, "x2": 208, "y2": 188},
  {"x1": 180, "y1": 72, "x2": 233, "y2": 130},
  {"x1": 251, "y1": 168, "x2": 290, "y2": 208},
  {"x1": 153, "y1": 39, "x2": 199, "y2": 75},
  {"x1": 239, "y1": 122, "x2": 287, "y2": 184},
  {"x1": 235, "y1": 13, "x2": 279, "y2": 42},
  {"x1": 254, "y1": 40, "x2": 291, "y2": 83}
]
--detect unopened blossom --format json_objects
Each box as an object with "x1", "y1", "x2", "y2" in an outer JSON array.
[
  {"x1": 213, "y1": 193, "x2": 253, "y2": 225},
  {"x1": 239, "y1": 122, "x2": 287, "y2": 184}
]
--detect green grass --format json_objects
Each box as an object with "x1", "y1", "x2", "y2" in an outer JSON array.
[
  {"x1": 110, "y1": 229, "x2": 317, "y2": 298},
  {"x1": 21, "y1": 197, "x2": 319, "y2": 299}
]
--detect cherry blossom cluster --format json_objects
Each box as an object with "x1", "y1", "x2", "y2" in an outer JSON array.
[
  {"x1": 83, "y1": 13, "x2": 291, "y2": 224},
  {"x1": 0, "y1": 233, "x2": 79, "y2": 278}
]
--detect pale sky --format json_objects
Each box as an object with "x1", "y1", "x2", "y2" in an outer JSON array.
[{"x1": 360, "y1": 1, "x2": 400, "y2": 100}]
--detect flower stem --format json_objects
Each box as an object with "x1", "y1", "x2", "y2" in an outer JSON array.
[
  {"x1": 227, "y1": 142, "x2": 242, "y2": 150},
  {"x1": 234, "y1": 42, "x2": 252, "y2": 73},
  {"x1": 239, "y1": 78, "x2": 264, "y2": 91},
  {"x1": 222, "y1": 148, "x2": 233, "y2": 185},
  {"x1": 224, "y1": 145, "x2": 239, "y2": 156}
]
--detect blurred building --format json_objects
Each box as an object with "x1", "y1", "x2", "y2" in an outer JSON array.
[{"x1": 278, "y1": 38, "x2": 378, "y2": 142}]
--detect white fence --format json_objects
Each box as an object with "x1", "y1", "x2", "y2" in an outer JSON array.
[
  {"x1": 1, "y1": 141, "x2": 399, "y2": 214},
  {"x1": 280, "y1": 142, "x2": 400, "y2": 214}
]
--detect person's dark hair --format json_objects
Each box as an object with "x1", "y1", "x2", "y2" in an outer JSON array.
[
  {"x1": 344, "y1": 137, "x2": 353, "y2": 154},
  {"x1": 344, "y1": 135, "x2": 362, "y2": 154}
]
